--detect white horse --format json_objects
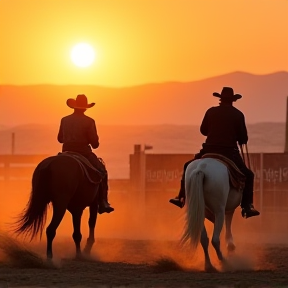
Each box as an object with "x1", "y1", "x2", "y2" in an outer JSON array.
[{"x1": 181, "y1": 157, "x2": 243, "y2": 272}]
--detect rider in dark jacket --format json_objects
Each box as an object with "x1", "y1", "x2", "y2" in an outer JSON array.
[
  {"x1": 57, "y1": 94, "x2": 114, "y2": 214},
  {"x1": 169, "y1": 87, "x2": 260, "y2": 219}
]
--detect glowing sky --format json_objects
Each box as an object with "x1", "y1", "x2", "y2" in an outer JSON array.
[{"x1": 0, "y1": 0, "x2": 287, "y2": 87}]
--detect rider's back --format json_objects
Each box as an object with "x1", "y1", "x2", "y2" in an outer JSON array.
[
  {"x1": 200, "y1": 104, "x2": 248, "y2": 148},
  {"x1": 58, "y1": 112, "x2": 99, "y2": 154}
]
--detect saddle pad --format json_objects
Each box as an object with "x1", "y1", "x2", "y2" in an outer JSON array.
[
  {"x1": 201, "y1": 153, "x2": 246, "y2": 191},
  {"x1": 58, "y1": 152, "x2": 104, "y2": 184}
]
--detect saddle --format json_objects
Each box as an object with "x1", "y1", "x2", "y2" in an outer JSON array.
[
  {"x1": 57, "y1": 152, "x2": 105, "y2": 184},
  {"x1": 201, "y1": 153, "x2": 246, "y2": 191}
]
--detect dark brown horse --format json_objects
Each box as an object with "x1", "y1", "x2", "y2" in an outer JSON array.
[{"x1": 14, "y1": 155, "x2": 101, "y2": 259}]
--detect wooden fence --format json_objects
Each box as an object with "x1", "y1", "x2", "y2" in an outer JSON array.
[
  {"x1": 1, "y1": 154, "x2": 288, "y2": 234},
  {"x1": 0, "y1": 154, "x2": 130, "y2": 193},
  {"x1": 0, "y1": 154, "x2": 49, "y2": 180}
]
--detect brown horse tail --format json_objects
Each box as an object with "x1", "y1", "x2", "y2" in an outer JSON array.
[{"x1": 14, "y1": 162, "x2": 51, "y2": 241}]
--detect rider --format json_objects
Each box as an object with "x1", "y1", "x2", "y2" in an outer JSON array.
[
  {"x1": 169, "y1": 87, "x2": 260, "y2": 219},
  {"x1": 57, "y1": 94, "x2": 114, "y2": 214}
]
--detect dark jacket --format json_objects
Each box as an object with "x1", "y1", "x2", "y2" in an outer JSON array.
[
  {"x1": 200, "y1": 103, "x2": 248, "y2": 149},
  {"x1": 57, "y1": 111, "x2": 99, "y2": 154}
]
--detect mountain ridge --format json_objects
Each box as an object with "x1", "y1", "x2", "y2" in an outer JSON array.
[
  {"x1": 2, "y1": 70, "x2": 287, "y2": 88},
  {"x1": 1, "y1": 71, "x2": 288, "y2": 126}
]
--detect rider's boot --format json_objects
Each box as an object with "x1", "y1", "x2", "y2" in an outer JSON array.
[
  {"x1": 169, "y1": 179, "x2": 186, "y2": 208},
  {"x1": 98, "y1": 179, "x2": 114, "y2": 214},
  {"x1": 99, "y1": 199, "x2": 114, "y2": 214},
  {"x1": 241, "y1": 180, "x2": 260, "y2": 218},
  {"x1": 241, "y1": 204, "x2": 260, "y2": 219}
]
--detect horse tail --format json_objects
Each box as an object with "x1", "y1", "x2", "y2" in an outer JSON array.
[
  {"x1": 14, "y1": 162, "x2": 51, "y2": 241},
  {"x1": 181, "y1": 166, "x2": 205, "y2": 250}
]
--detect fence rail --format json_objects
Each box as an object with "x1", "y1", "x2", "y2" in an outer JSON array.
[
  {"x1": 0, "y1": 154, "x2": 49, "y2": 180},
  {"x1": 0, "y1": 154, "x2": 130, "y2": 193}
]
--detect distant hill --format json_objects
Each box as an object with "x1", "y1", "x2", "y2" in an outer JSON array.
[{"x1": 0, "y1": 71, "x2": 288, "y2": 126}]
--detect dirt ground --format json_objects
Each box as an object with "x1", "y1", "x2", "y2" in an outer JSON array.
[
  {"x1": 1, "y1": 181, "x2": 288, "y2": 287},
  {"x1": 0, "y1": 236, "x2": 288, "y2": 288}
]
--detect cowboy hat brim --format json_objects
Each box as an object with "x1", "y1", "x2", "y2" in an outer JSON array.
[
  {"x1": 66, "y1": 99, "x2": 95, "y2": 109},
  {"x1": 213, "y1": 92, "x2": 242, "y2": 100}
]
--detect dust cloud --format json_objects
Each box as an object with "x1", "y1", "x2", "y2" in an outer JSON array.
[{"x1": 0, "y1": 179, "x2": 287, "y2": 273}]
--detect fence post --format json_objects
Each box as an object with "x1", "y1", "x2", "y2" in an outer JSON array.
[
  {"x1": 139, "y1": 147, "x2": 146, "y2": 217},
  {"x1": 11, "y1": 132, "x2": 15, "y2": 155},
  {"x1": 3, "y1": 159, "x2": 9, "y2": 181},
  {"x1": 259, "y1": 153, "x2": 264, "y2": 225}
]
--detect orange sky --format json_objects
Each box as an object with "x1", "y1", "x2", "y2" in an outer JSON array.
[{"x1": 0, "y1": 0, "x2": 287, "y2": 87}]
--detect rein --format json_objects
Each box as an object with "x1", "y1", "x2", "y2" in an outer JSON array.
[{"x1": 239, "y1": 144, "x2": 251, "y2": 169}]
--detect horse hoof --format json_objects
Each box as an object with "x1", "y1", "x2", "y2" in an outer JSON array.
[
  {"x1": 205, "y1": 264, "x2": 218, "y2": 273},
  {"x1": 227, "y1": 243, "x2": 236, "y2": 252},
  {"x1": 47, "y1": 253, "x2": 53, "y2": 260},
  {"x1": 74, "y1": 253, "x2": 84, "y2": 260},
  {"x1": 83, "y1": 248, "x2": 91, "y2": 256},
  {"x1": 46, "y1": 257, "x2": 53, "y2": 263}
]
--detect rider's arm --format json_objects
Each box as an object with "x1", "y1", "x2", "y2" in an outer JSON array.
[
  {"x1": 200, "y1": 109, "x2": 210, "y2": 136},
  {"x1": 57, "y1": 119, "x2": 64, "y2": 143},
  {"x1": 237, "y1": 113, "x2": 248, "y2": 145},
  {"x1": 88, "y1": 119, "x2": 100, "y2": 149}
]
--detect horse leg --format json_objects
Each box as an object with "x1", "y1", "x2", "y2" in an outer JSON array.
[
  {"x1": 225, "y1": 211, "x2": 236, "y2": 253},
  {"x1": 211, "y1": 211, "x2": 225, "y2": 261},
  {"x1": 72, "y1": 209, "x2": 83, "y2": 259},
  {"x1": 46, "y1": 205, "x2": 66, "y2": 259},
  {"x1": 83, "y1": 204, "x2": 98, "y2": 255},
  {"x1": 200, "y1": 226, "x2": 217, "y2": 272}
]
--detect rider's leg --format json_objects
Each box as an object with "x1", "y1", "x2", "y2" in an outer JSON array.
[
  {"x1": 169, "y1": 178, "x2": 186, "y2": 208},
  {"x1": 98, "y1": 174, "x2": 114, "y2": 214},
  {"x1": 240, "y1": 169, "x2": 260, "y2": 218},
  {"x1": 233, "y1": 153, "x2": 260, "y2": 218},
  {"x1": 84, "y1": 152, "x2": 114, "y2": 214},
  {"x1": 169, "y1": 151, "x2": 204, "y2": 208},
  {"x1": 169, "y1": 159, "x2": 194, "y2": 208}
]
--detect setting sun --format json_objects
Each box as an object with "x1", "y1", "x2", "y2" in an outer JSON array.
[{"x1": 70, "y1": 43, "x2": 95, "y2": 68}]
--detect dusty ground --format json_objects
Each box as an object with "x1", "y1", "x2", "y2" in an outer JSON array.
[
  {"x1": 0, "y1": 236, "x2": 288, "y2": 288},
  {"x1": 1, "y1": 181, "x2": 288, "y2": 287}
]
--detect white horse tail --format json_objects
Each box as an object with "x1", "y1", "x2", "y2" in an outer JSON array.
[{"x1": 181, "y1": 166, "x2": 205, "y2": 250}]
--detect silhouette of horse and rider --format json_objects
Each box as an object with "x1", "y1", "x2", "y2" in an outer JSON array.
[
  {"x1": 14, "y1": 88, "x2": 260, "y2": 268},
  {"x1": 14, "y1": 94, "x2": 114, "y2": 259}
]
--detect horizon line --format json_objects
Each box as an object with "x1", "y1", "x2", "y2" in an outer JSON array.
[
  {"x1": 0, "y1": 121, "x2": 286, "y2": 130},
  {"x1": 0, "y1": 70, "x2": 287, "y2": 89}
]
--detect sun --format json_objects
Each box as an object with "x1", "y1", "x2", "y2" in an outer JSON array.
[{"x1": 70, "y1": 43, "x2": 95, "y2": 68}]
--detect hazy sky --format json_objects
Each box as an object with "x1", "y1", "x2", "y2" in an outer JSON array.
[{"x1": 0, "y1": 0, "x2": 287, "y2": 87}]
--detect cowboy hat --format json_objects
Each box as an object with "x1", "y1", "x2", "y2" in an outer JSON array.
[
  {"x1": 66, "y1": 94, "x2": 95, "y2": 109},
  {"x1": 213, "y1": 87, "x2": 242, "y2": 101}
]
